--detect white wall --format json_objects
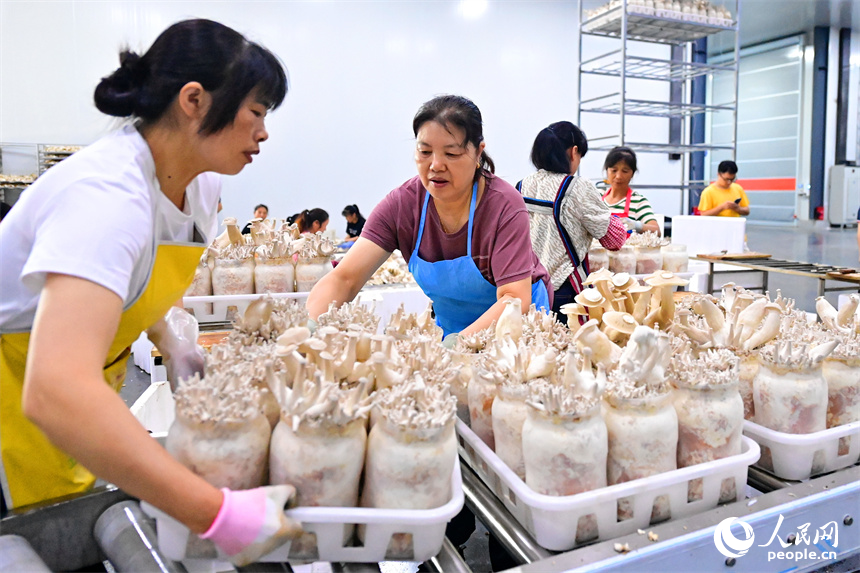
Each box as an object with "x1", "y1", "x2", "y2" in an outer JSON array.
[{"x1": 0, "y1": 1, "x2": 687, "y2": 229}]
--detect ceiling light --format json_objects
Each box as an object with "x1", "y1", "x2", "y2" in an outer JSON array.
[{"x1": 459, "y1": 0, "x2": 488, "y2": 20}]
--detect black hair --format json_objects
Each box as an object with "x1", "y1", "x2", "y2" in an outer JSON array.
[
  {"x1": 342, "y1": 204, "x2": 364, "y2": 219},
  {"x1": 530, "y1": 121, "x2": 589, "y2": 174},
  {"x1": 286, "y1": 213, "x2": 300, "y2": 226},
  {"x1": 94, "y1": 19, "x2": 288, "y2": 134},
  {"x1": 603, "y1": 146, "x2": 638, "y2": 173},
  {"x1": 254, "y1": 203, "x2": 269, "y2": 212},
  {"x1": 412, "y1": 95, "x2": 495, "y2": 183},
  {"x1": 718, "y1": 160, "x2": 739, "y2": 175},
  {"x1": 297, "y1": 208, "x2": 329, "y2": 233}
]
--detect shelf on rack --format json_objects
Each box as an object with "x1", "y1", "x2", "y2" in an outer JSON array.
[
  {"x1": 581, "y1": 97, "x2": 734, "y2": 118},
  {"x1": 581, "y1": 53, "x2": 736, "y2": 82},
  {"x1": 583, "y1": 7, "x2": 736, "y2": 44},
  {"x1": 590, "y1": 141, "x2": 736, "y2": 154},
  {"x1": 38, "y1": 144, "x2": 82, "y2": 175}
]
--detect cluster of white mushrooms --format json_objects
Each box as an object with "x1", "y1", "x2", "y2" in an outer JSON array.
[
  {"x1": 366, "y1": 251, "x2": 416, "y2": 286},
  {"x1": 186, "y1": 217, "x2": 336, "y2": 297},
  {"x1": 166, "y1": 298, "x2": 461, "y2": 559}
]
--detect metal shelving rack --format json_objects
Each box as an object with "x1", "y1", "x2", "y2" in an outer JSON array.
[
  {"x1": 578, "y1": 0, "x2": 740, "y2": 214},
  {"x1": 38, "y1": 144, "x2": 83, "y2": 174}
]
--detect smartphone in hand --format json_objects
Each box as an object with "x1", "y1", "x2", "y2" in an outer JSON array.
[{"x1": 734, "y1": 197, "x2": 742, "y2": 204}]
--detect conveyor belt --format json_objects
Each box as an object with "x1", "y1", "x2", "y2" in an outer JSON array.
[
  {"x1": 460, "y1": 458, "x2": 860, "y2": 573},
  {"x1": 0, "y1": 486, "x2": 472, "y2": 573}
]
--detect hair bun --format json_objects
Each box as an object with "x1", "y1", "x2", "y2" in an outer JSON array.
[{"x1": 93, "y1": 49, "x2": 148, "y2": 117}]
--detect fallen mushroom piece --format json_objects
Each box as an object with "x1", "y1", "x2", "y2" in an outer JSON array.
[{"x1": 614, "y1": 542, "x2": 631, "y2": 553}]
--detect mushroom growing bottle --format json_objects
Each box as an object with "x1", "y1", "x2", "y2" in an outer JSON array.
[
  {"x1": 255, "y1": 254, "x2": 295, "y2": 294},
  {"x1": 212, "y1": 245, "x2": 256, "y2": 295},
  {"x1": 754, "y1": 339, "x2": 838, "y2": 434},
  {"x1": 603, "y1": 326, "x2": 676, "y2": 522},
  {"x1": 166, "y1": 371, "x2": 271, "y2": 490},
  {"x1": 522, "y1": 383, "x2": 606, "y2": 543},
  {"x1": 295, "y1": 233, "x2": 336, "y2": 292},
  {"x1": 185, "y1": 251, "x2": 212, "y2": 296},
  {"x1": 492, "y1": 382, "x2": 531, "y2": 480},
  {"x1": 361, "y1": 379, "x2": 457, "y2": 559},
  {"x1": 822, "y1": 335, "x2": 860, "y2": 429},
  {"x1": 468, "y1": 367, "x2": 500, "y2": 450},
  {"x1": 670, "y1": 348, "x2": 743, "y2": 502},
  {"x1": 608, "y1": 245, "x2": 636, "y2": 274},
  {"x1": 588, "y1": 242, "x2": 609, "y2": 272},
  {"x1": 269, "y1": 377, "x2": 371, "y2": 507}
]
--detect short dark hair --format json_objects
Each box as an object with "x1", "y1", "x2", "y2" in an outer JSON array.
[
  {"x1": 530, "y1": 121, "x2": 589, "y2": 174},
  {"x1": 297, "y1": 208, "x2": 329, "y2": 233},
  {"x1": 603, "y1": 146, "x2": 638, "y2": 173},
  {"x1": 412, "y1": 95, "x2": 495, "y2": 183},
  {"x1": 94, "y1": 19, "x2": 288, "y2": 134},
  {"x1": 718, "y1": 160, "x2": 738, "y2": 175},
  {"x1": 254, "y1": 204, "x2": 268, "y2": 212},
  {"x1": 342, "y1": 204, "x2": 363, "y2": 218}
]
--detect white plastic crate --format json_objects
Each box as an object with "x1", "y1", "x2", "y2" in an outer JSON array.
[
  {"x1": 456, "y1": 419, "x2": 759, "y2": 552},
  {"x1": 182, "y1": 286, "x2": 431, "y2": 328},
  {"x1": 743, "y1": 419, "x2": 860, "y2": 481},
  {"x1": 141, "y1": 463, "x2": 463, "y2": 564},
  {"x1": 183, "y1": 292, "x2": 310, "y2": 323}
]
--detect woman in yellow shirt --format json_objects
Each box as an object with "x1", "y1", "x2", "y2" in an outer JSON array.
[{"x1": 698, "y1": 160, "x2": 750, "y2": 217}]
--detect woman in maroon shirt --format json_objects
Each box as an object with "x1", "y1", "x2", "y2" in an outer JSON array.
[{"x1": 307, "y1": 95, "x2": 551, "y2": 344}]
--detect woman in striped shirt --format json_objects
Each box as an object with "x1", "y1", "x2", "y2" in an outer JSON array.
[{"x1": 601, "y1": 146, "x2": 661, "y2": 235}]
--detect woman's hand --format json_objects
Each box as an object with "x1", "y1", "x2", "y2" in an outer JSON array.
[
  {"x1": 306, "y1": 237, "x2": 390, "y2": 320},
  {"x1": 200, "y1": 485, "x2": 303, "y2": 566},
  {"x1": 460, "y1": 278, "x2": 532, "y2": 336},
  {"x1": 24, "y1": 273, "x2": 222, "y2": 533},
  {"x1": 147, "y1": 306, "x2": 205, "y2": 391}
]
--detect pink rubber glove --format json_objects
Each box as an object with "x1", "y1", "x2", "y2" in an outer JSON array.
[{"x1": 200, "y1": 486, "x2": 303, "y2": 566}]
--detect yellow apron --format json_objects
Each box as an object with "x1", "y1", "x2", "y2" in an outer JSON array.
[{"x1": 0, "y1": 242, "x2": 204, "y2": 509}]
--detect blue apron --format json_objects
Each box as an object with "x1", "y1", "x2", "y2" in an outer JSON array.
[{"x1": 408, "y1": 182, "x2": 550, "y2": 337}]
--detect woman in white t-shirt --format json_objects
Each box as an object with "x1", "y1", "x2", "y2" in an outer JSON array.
[{"x1": 0, "y1": 19, "x2": 299, "y2": 565}]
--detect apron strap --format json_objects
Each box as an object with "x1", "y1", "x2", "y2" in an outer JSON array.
[
  {"x1": 415, "y1": 191, "x2": 432, "y2": 254},
  {"x1": 519, "y1": 176, "x2": 582, "y2": 270},
  {"x1": 603, "y1": 187, "x2": 634, "y2": 218},
  {"x1": 416, "y1": 181, "x2": 479, "y2": 258},
  {"x1": 553, "y1": 175, "x2": 582, "y2": 269},
  {"x1": 466, "y1": 182, "x2": 478, "y2": 259}
]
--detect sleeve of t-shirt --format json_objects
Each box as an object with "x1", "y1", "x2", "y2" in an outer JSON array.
[
  {"x1": 360, "y1": 190, "x2": 401, "y2": 254},
  {"x1": 21, "y1": 178, "x2": 150, "y2": 301},
  {"x1": 491, "y1": 206, "x2": 539, "y2": 286},
  {"x1": 737, "y1": 186, "x2": 750, "y2": 208},
  {"x1": 574, "y1": 179, "x2": 612, "y2": 240},
  {"x1": 698, "y1": 187, "x2": 714, "y2": 212},
  {"x1": 631, "y1": 194, "x2": 657, "y2": 224}
]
